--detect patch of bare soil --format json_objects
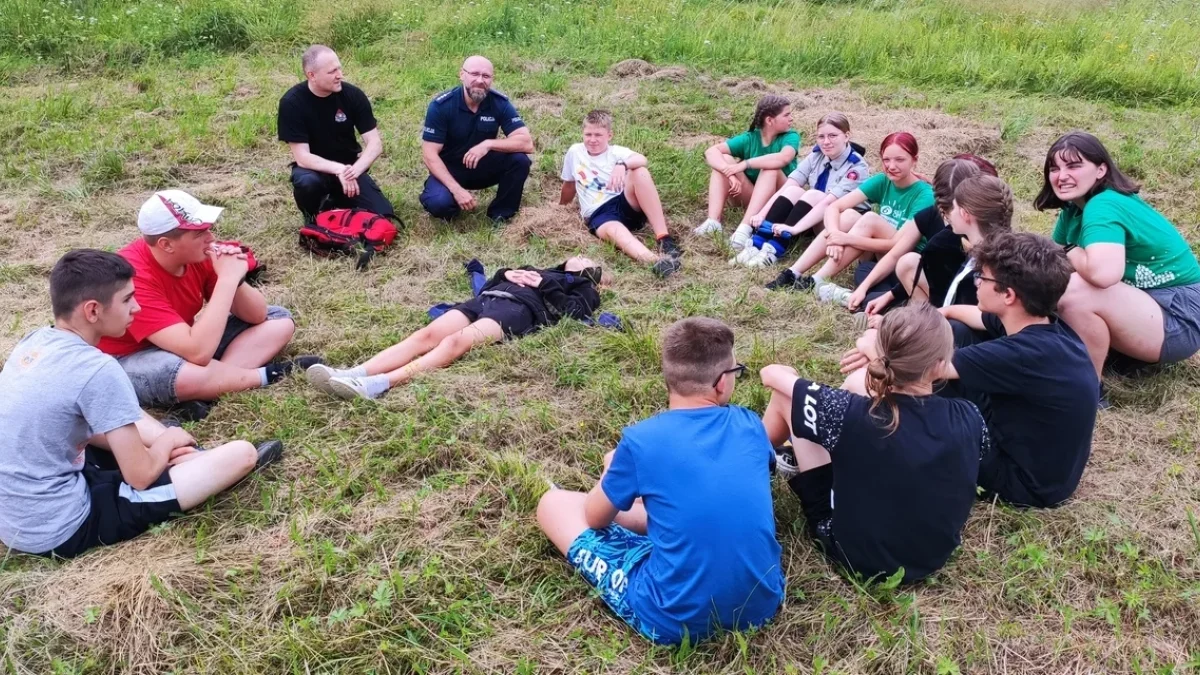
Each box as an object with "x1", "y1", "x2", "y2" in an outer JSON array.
[
  {"x1": 522, "y1": 93, "x2": 566, "y2": 118},
  {"x1": 502, "y1": 203, "x2": 594, "y2": 250}
]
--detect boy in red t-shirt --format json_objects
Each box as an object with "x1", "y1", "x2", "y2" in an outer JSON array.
[{"x1": 98, "y1": 190, "x2": 319, "y2": 416}]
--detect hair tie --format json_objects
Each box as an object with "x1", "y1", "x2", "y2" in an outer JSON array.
[{"x1": 882, "y1": 356, "x2": 891, "y2": 368}]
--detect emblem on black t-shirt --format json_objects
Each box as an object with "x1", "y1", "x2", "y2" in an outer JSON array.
[{"x1": 334, "y1": 109, "x2": 347, "y2": 123}]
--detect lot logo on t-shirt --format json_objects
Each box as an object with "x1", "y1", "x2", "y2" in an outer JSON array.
[{"x1": 334, "y1": 109, "x2": 347, "y2": 123}]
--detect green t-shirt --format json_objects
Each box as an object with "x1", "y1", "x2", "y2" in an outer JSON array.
[
  {"x1": 725, "y1": 129, "x2": 801, "y2": 183},
  {"x1": 858, "y1": 173, "x2": 936, "y2": 230},
  {"x1": 1051, "y1": 189, "x2": 1200, "y2": 289}
]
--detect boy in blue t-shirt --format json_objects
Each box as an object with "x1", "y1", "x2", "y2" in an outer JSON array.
[{"x1": 536, "y1": 317, "x2": 784, "y2": 645}]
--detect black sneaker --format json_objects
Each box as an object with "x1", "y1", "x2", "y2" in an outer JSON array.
[
  {"x1": 254, "y1": 440, "x2": 284, "y2": 469},
  {"x1": 766, "y1": 269, "x2": 796, "y2": 290},
  {"x1": 265, "y1": 355, "x2": 325, "y2": 385},
  {"x1": 170, "y1": 400, "x2": 213, "y2": 422},
  {"x1": 652, "y1": 257, "x2": 682, "y2": 278},
  {"x1": 657, "y1": 235, "x2": 682, "y2": 259}
]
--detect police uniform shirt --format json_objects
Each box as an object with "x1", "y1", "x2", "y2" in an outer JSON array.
[
  {"x1": 421, "y1": 86, "x2": 525, "y2": 162},
  {"x1": 788, "y1": 143, "x2": 871, "y2": 199},
  {"x1": 277, "y1": 82, "x2": 377, "y2": 166}
]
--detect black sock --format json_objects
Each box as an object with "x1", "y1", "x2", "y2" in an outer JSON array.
[
  {"x1": 784, "y1": 200, "x2": 813, "y2": 226},
  {"x1": 763, "y1": 196, "x2": 796, "y2": 224}
]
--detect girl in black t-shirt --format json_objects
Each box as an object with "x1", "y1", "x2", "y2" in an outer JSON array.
[
  {"x1": 846, "y1": 155, "x2": 997, "y2": 315},
  {"x1": 760, "y1": 303, "x2": 988, "y2": 583}
]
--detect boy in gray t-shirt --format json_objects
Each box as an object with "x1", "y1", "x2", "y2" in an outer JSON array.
[{"x1": 0, "y1": 249, "x2": 284, "y2": 558}]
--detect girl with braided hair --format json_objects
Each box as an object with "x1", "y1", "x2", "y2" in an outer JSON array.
[
  {"x1": 759, "y1": 303, "x2": 988, "y2": 583},
  {"x1": 694, "y1": 95, "x2": 800, "y2": 237}
]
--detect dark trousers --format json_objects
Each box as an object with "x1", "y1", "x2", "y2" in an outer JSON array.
[
  {"x1": 290, "y1": 165, "x2": 395, "y2": 218},
  {"x1": 419, "y1": 152, "x2": 532, "y2": 221}
]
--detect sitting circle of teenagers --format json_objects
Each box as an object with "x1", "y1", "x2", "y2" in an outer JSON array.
[{"x1": 3, "y1": 41, "x2": 1200, "y2": 644}]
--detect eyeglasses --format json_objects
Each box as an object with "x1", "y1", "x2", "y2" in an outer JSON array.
[
  {"x1": 972, "y1": 270, "x2": 998, "y2": 286},
  {"x1": 714, "y1": 363, "x2": 747, "y2": 387},
  {"x1": 461, "y1": 69, "x2": 494, "y2": 81}
]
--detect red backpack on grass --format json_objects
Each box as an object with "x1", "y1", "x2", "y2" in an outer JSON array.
[{"x1": 299, "y1": 209, "x2": 398, "y2": 270}]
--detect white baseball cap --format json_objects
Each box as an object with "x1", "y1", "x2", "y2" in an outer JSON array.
[{"x1": 137, "y1": 190, "x2": 224, "y2": 236}]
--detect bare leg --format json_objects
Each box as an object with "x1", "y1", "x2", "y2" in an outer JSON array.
[
  {"x1": 168, "y1": 440, "x2": 257, "y2": 510},
  {"x1": 1056, "y1": 274, "x2": 1166, "y2": 377},
  {"x1": 788, "y1": 208, "x2": 864, "y2": 275},
  {"x1": 382, "y1": 318, "x2": 505, "y2": 386},
  {"x1": 763, "y1": 389, "x2": 793, "y2": 447},
  {"x1": 537, "y1": 490, "x2": 591, "y2": 556},
  {"x1": 794, "y1": 191, "x2": 837, "y2": 234},
  {"x1": 596, "y1": 221, "x2": 658, "y2": 263},
  {"x1": 896, "y1": 252, "x2": 930, "y2": 302},
  {"x1": 217, "y1": 318, "x2": 295, "y2": 368},
  {"x1": 174, "y1": 360, "x2": 271, "y2": 402},
  {"x1": 741, "y1": 169, "x2": 785, "y2": 224},
  {"x1": 361, "y1": 310, "x2": 473, "y2": 375},
  {"x1": 707, "y1": 154, "x2": 750, "y2": 221},
  {"x1": 811, "y1": 213, "x2": 897, "y2": 280},
  {"x1": 622, "y1": 167, "x2": 669, "y2": 239}
]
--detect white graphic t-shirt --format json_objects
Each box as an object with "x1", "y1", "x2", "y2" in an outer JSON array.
[{"x1": 561, "y1": 143, "x2": 635, "y2": 218}]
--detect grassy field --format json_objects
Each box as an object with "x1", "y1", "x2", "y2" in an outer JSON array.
[{"x1": 2, "y1": 0, "x2": 1200, "y2": 672}]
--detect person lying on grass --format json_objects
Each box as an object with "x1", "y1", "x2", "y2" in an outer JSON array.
[
  {"x1": 308, "y1": 256, "x2": 606, "y2": 400},
  {"x1": 842, "y1": 232, "x2": 1098, "y2": 507},
  {"x1": 560, "y1": 109, "x2": 682, "y2": 278},
  {"x1": 0, "y1": 250, "x2": 282, "y2": 559},
  {"x1": 537, "y1": 317, "x2": 783, "y2": 645},
  {"x1": 1036, "y1": 131, "x2": 1200, "y2": 378},
  {"x1": 761, "y1": 302, "x2": 986, "y2": 584},
  {"x1": 693, "y1": 94, "x2": 800, "y2": 237},
  {"x1": 766, "y1": 132, "x2": 934, "y2": 303},
  {"x1": 730, "y1": 111, "x2": 871, "y2": 267},
  {"x1": 857, "y1": 172, "x2": 1014, "y2": 332}
]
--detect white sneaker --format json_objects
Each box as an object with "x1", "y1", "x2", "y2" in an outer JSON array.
[
  {"x1": 746, "y1": 247, "x2": 778, "y2": 268},
  {"x1": 328, "y1": 376, "x2": 376, "y2": 401},
  {"x1": 817, "y1": 281, "x2": 854, "y2": 307},
  {"x1": 774, "y1": 446, "x2": 799, "y2": 479},
  {"x1": 733, "y1": 246, "x2": 761, "y2": 266},
  {"x1": 693, "y1": 218, "x2": 723, "y2": 235},
  {"x1": 729, "y1": 223, "x2": 753, "y2": 251},
  {"x1": 306, "y1": 363, "x2": 339, "y2": 394}
]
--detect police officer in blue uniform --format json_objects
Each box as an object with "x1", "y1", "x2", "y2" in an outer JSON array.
[{"x1": 419, "y1": 56, "x2": 534, "y2": 223}]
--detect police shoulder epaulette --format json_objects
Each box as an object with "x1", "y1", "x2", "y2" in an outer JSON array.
[
  {"x1": 489, "y1": 88, "x2": 510, "y2": 101},
  {"x1": 433, "y1": 87, "x2": 458, "y2": 103},
  {"x1": 810, "y1": 144, "x2": 823, "y2": 154},
  {"x1": 846, "y1": 151, "x2": 863, "y2": 164}
]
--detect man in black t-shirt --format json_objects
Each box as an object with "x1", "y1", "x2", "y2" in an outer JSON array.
[
  {"x1": 843, "y1": 232, "x2": 1099, "y2": 507},
  {"x1": 419, "y1": 55, "x2": 534, "y2": 223},
  {"x1": 277, "y1": 45, "x2": 395, "y2": 221}
]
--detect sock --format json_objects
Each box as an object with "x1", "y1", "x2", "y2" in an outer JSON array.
[
  {"x1": 258, "y1": 367, "x2": 270, "y2": 386},
  {"x1": 344, "y1": 365, "x2": 368, "y2": 378},
  {"x1": 812, "y1": 274, "x2": 827, "y2": 285},
  {"x1": 766, "y1": 240, "x2": 786, "y2": 256},
  {"x1": 362, "y1": 374, "x2": 392, "y2": 398},
  {"x1": 785, "y1": 200, "x2": 813, "y2": 225},
  {"x1": 764, "y1": 195, "x2": 796, "y2": 223}
]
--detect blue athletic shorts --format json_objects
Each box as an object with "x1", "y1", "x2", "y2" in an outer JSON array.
[
  {"x1": 567, "y1": 524, "x2": 659, "y2": 641},
  {"x1": 586, "y1": 193, "x2": 646, "y2": 235}
]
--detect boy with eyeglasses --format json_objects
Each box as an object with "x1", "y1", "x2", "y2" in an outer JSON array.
[
  {"x1": 842, "y1": 231, "x2": 1099, "y2": 507},
  {"x1": 536, "y1": 317, "x2": 783, "y2": 645}
]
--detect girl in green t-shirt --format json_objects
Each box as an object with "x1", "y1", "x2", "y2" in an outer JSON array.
[
  {"x1": 766, "y1": 132, "x2": 933, "y2": 304},
  {"x1": 1035, "y1": 131, "x2": 1200, "y2": 376},
  {"x1": 694, "y1": 95, "x2": 800, "y2": 237}
]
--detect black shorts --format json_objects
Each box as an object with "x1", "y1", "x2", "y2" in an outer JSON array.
[
  {"x1": 586, "y1": 193, "x2": 646, "y2": 235},
  {"x1": 454, "y1": 295, "x2": 537, "y2": 338},
  {"x1": 44, "y1": 456, "x2": 181, "y2": 559},
  {"x1": 786, "y1": 464, "x2": 853, "y2": 571}
]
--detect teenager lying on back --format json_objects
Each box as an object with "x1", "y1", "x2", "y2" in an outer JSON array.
[
  {"x1": 308, "y1": 257, "x2": 605, "y2": 400},
  {"x1": 761, "y1": 303, "x2": 986, "y2": 583}
]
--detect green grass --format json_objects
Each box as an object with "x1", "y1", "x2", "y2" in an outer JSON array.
[{"x1": 2, "y1": 0, "x2": 1200, "y2": 673}]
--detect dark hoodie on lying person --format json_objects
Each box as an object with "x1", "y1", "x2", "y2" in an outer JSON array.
[{"x1": 453, "y1": 264, "x2": 603, "y2": 337}]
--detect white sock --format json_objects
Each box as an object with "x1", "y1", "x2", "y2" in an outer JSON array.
[
  {"x1": 812, "y1": 275, "x2": 827, "y2": 285},
  {"x1": 257, "y1": 367, "x2": 269, "y2": 387},
  {"x1": 345, "y1": 365, "x2": 367, "y2": 378},
  {"x1": 362, "y1": 374, "x2": 392, "y2": 399}
]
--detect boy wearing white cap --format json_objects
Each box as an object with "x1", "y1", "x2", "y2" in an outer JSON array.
[{"x1": 97, "y1": 190, "x2": 318, "y2": 416}]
